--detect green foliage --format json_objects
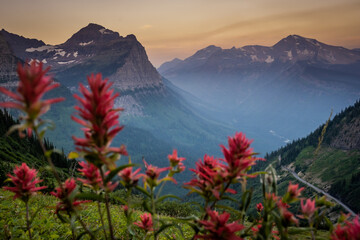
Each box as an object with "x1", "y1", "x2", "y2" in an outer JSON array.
[{"x1": 0, "y1": 109, "x2": 78, "y2": 188}]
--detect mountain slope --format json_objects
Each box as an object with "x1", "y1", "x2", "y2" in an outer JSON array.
[
  {"x1": 0, "y1": 24, "x2": 235, "y2": 188},
  {"x1": 159, "y1": 35, "x2": 360, "y2": 152},
  {"x1": 255, "y1": 100, "x2": 360, "y2": 213},
  {"x1": 0, "y1": 109, "x2": 78, "y2": 189}
]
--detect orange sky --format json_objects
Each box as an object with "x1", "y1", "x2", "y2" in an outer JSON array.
[{"x1": 1, "y1": 0, "x2": 359, "y2": 67}]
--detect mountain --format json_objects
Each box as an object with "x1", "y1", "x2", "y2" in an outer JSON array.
[
  {"x1": 159, "y1": 35, "x2": 360, "y2": 151},
  {"x1": 0, "y1": 32, "x2": 23, "y2": 84},
  {"x1": 252, "y1": 100, "x2": 360, "y2": 214},
  {"x1": 0, "y1": 24, "x2": 235, "y2": 192}
]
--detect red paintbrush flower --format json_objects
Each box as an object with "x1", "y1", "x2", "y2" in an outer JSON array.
[
  {"x1": 51, "y1": 178, "x2": 89, "y2": 213},
  {"x1": 195, "y1": 209, "x2": 244, "y2": 240},
  {"x1": 118, "y1": 166, "x2": 142, "y2": 188},
  {"x1": 72, "y1": 73, "x2": 127, "y2": 169},
  {"x1": 142, "y1": 159, "x2": 173, "y2": 188},
  {"x1": 332, "y1": 216, "x2": 360, "y2": 240},
  {"x1": 300, "y1": 198, "x2": 316, "y2": 219},
  {"x1": 256, "y1": 203, "x2": 264, "y2": 212},
  {"x1": 220, "y1": 132, "x2": 264, "y2": 179},
  {"x1": 0, "y1": 62, "x2": 64, "y2": 137},
  {"x1": 184, "y1": 155, "x2": 235, "y2": 200},
  {"x1": 287, "y1": 182, "x2": 304, "y2": 199},
  {"x1": 3, "y1": 163, "x2": 47, "y2": 202},
  {"x1": 134, "y1": 213, "x2": 153, "y2": 232},
  {"x1": 277, "y1": 200, "x2": 299, "y2": 226},
  {"x1": 77, "y1": 162, "x2": 117, "y2": 192},
  {"x1": 168, "y1": 149, "x2": 186, "y2": 174},
  {"x1": 77, "y1": 161, "x2": 102, "y2": 189}
]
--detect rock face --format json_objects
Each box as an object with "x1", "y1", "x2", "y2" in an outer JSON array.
[
  {"x1": 0, "y1": 32, "x2": 22, "y2": 85},
  {"x1": 160, "y1": 35, "x2": 360, "y2": 77},
  {"x1": 1, "y1": 23, "x2": 163, "y2": 93},
  {"x1": 330, "y1": 115, "x2": 360, "y2": 150}
]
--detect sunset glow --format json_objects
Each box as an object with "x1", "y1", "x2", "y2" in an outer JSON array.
[{"x1": 1, "y1": 0, "x2": 359, "y2": 66}]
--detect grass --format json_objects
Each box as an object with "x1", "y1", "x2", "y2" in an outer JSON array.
[
  {"x1": 0, "y1": 189, "x2": 194, "y2": 240},
  {"x1": 0, "y1": 188, "x2": 332, "y2": 240}
]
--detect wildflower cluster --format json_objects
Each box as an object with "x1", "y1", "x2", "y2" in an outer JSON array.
[{"x1": 1, "y1": 62, "x2": 359, "y2": 240}]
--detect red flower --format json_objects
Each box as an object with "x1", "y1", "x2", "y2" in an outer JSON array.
[
  {"x1": 256, "y1": 203, "x2": 264, "y2": 212},
  {"x1": 300, "y1": 198, "x2": 316, "y2": 218},
  {"x1": 184, "y1": 155, "x2": 235, "y2": 200},
  {"x1": 332, "y1": 216, "x2": 360, "y2": 240},
  {"x1": 72, "y1": 73, "x2": 127, "y2": 169},
  {"x1": 277, "y1": 201, "x2": 299, "y2": 226},
  {"x1": 3, "y1": 163, "x2": 47, "y2": 202},
  {"x1": 0, "y1": 62, "x2": 64, "y2": 137},
  {"x1": 220, "y1": 132, "x2": 264, "y2": 179},
  {"x1": 118, "y1": 166, "x2": 142, "y2": 188},
  {"x1": 168, "y1": 149, "x2": 186, "y2": 173},
  {"x1": 77, "y1": 161, "x2": 102, "y2": 189},
  {"x1": 51, "y1": 178, "x2": 89, "y2": 213},
  {"x1": 196, "y1": 209, "x2": 244, "y2": 240},
  {"x1": 77, "y1": 162, "x2": 117, "y2": 192},
  {"x1": 287, "y1": 182, "x2": 304, "y2": 199},
  {"x1": 142, "y1": 160, "x2": 173, "y2": 188},
  {"x1": 134, "y1": 213, "x2": 153, "y2": 232}
]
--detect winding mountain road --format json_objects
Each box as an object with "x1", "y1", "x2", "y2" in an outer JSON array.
[{"x1": 281, "y1": 166, "x2": 357, "y2": 216}]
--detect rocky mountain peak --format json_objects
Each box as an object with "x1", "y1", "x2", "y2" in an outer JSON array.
[
  {"x1": 0, "y1": 29, "x2": 45, "y2": 59},
  {"x1": 189, "y1": 45, "x2": 222, "y2": 60},
  {"x1": 63, "y1": 23, "x2": 120, "y2": 48}
]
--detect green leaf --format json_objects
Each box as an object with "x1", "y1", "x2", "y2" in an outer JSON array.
[
  {"x1": 155, "y1": 224, "x2": 174, "y2": 237},
  {"x1": 76, "y1": 192, "x2": 104, "y2": 202},
  {"x1": 68, "y1": 152, "x2": 79, "y2": 159},
  {"x1": 45, "y1": 150, "x2": 53, "y2": 158},
  {"x1": 155, "y1": 194, "x2": 180, "y2": 204},
  {"x1": 135, "y1": 186, "x2": 151, "y2": 198},
  {"x1": 104, "y1": 164, "x2": 136, "y2": 183},
  {"x1": 56, "y1": 212, "x2": 70, "y2": 223},
  {"x1": 216, "y1": 204, "x2": 242, "y2": 216},
  {"x1": 222, "y1": 196, "x2": 240, "y2": 204}
]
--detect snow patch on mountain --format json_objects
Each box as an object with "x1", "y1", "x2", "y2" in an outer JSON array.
[
  {"x1": 79, "y1": 40, "x2": 94, "y2": 46},
  {"x1": 265, "y1": 55, "x2": 274, "y2": 63},
  {"x1": 286, "y1": 50, "x2": 293, "y2": 60},
  {"x1": 58, "y1": 60, "x2": 75, "y2": 65},
  {"x1": 54, "y1": 49, "x2": 66, "y2": 57},
  {"x1": 26, "y1": 45, "x2": 55, "y2": 52},
  {"x1": 73, "y1": 51, "x2": 78, "y2": 57},
  {"x1": 99, "y1": 28, "x2": 112, "y2": 34}
]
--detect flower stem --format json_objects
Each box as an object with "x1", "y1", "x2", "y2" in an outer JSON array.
[
  {"x1": 33, "y1": 126, "x2": 95, "y2": 239},
  {"x1": 25, "y1": 201, "x2": 32, "y2": 240},
  {"x1": 97, "y1": 201, "x2": 108, "y2": 240},
  {"x1": 150, "y1": 187, "x2": 157, "y2": 240},
  {"x1": 100, "y1": 168, "x2": 115, "y2": 240}
]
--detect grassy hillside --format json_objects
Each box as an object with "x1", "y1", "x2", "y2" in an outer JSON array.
[
  {"x1": 249, "y1": 100, "x2": 360, "y2": 214},
  {"x1": 0, "y1": 109, "x2": 78, "y2": 189}
]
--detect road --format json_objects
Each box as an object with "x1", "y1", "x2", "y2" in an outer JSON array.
[{"x1": 281, "y1": 166, "x2": 357, "y2": 216}]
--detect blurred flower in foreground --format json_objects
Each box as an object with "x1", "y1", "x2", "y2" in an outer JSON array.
[
  {"x1": 331, "y1": 216, "x2": 360, "y2": 240},
  {"x1": 196, "y1": 209, "x2": 244, "y2": 240},
  {"x1": 221, "y1": 132, "x2": 264, "y2": 179},
  {"x1": 0, "y1": 61, "x2": 64, "y2": 137},
  {"x1": 72, "y1": 73, "x2": 127, "y2": 169},
  {"x1": 134, "y1": 213, "x2": 153, "y2": 232},
  {"x1": 300, "y1": 198, "x2": 316, "y2": 219},
  {"x1": 51, "y1": 178, "x2": 89, "y2": 213},
  {"x1": 3, "y1": 163, "x2": 47, "y2": 202}
]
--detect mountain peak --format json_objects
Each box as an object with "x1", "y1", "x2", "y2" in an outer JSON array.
[{"x1": 63, "y1": 23, "x2": 120, "y2": 47}]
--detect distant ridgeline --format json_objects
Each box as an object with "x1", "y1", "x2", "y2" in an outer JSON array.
[
  {"x1": 253, "y1": 100, "x2": 360, "y2": 214},
  {"x1": 0, "y1": 109, "x2": 78, "y2": 190}
]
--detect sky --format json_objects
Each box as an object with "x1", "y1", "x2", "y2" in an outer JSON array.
[{"x1": 1, "y1": 0, "x2": 359, "y2": 67}]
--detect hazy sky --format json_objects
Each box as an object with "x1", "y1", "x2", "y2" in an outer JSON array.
[{"x1": 1, "y1": 0, "x2": 359, "y2": 67}]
